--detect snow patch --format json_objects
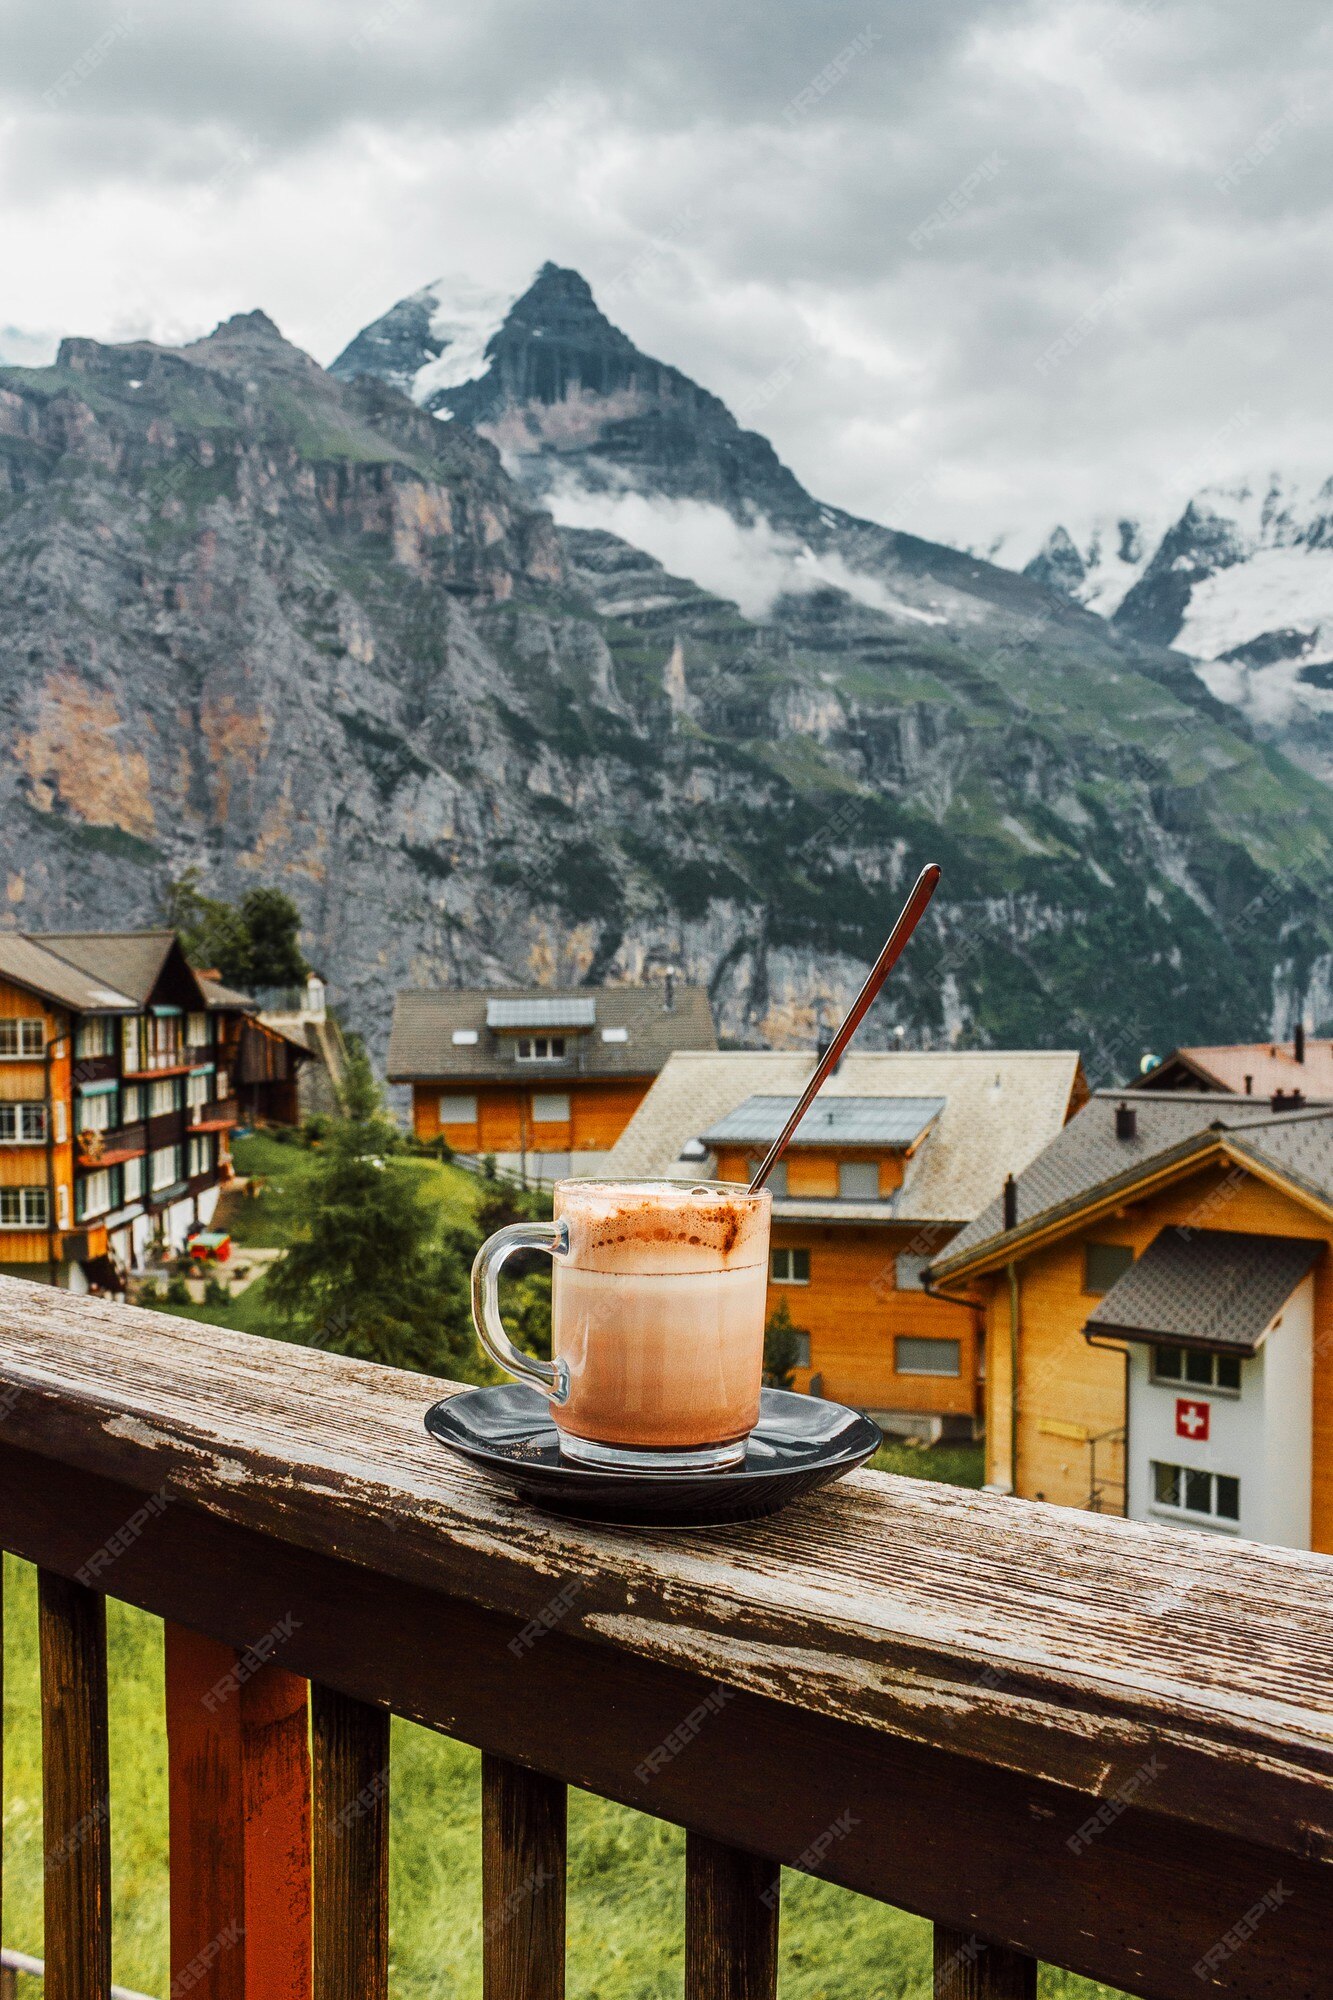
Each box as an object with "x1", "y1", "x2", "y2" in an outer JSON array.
[
  {"x1": 1176, "y1": 545, "x2": 1333, "y2": 664},
  {"x1": 409, "y1": 273, "x2": 532, "y2": 403},
  {"x1": 547, "y1": 480, "x2": 947, "y2": 625}
]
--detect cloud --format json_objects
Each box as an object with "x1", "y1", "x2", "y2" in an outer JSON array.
[{"x1": 0, "y1": 0, "x2": 1331, "y2": 551}]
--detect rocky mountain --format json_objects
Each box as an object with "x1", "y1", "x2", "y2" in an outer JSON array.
[
  {"x1": 3, "y1": 283, "x2": 1333, "y2": 1076},
  {"x1": 1007, "y1": 477, "x2": 1333, "y2": 783}
]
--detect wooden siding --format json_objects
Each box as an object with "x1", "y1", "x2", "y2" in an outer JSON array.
[
  {"x1": 0, "y1": 979, "x2": 72, "y2": 1265},
  {"x1": 715, "y1": 1145, "x2": 906, "y2": 1201},
  {"x1": 769, "y1": 1223, "x2": 978, "y2": 1416},
  {"x1": 413, "y1": 1079, "x2": 650, "y2": 1155},
  {"x1": 979, "y1": 1157, "x2": 1333, "y2": 1547}
]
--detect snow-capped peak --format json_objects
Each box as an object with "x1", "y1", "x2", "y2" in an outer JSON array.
[{"x1": 406, "y1": 273, "x2": 531, "y2": 405}]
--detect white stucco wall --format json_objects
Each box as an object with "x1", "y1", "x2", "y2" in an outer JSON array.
[{"x1": 1125, "y1": 1274, "x2": 1313, "y2": 1549}]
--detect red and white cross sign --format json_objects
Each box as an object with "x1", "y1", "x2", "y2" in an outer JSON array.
[{"x1": 1175, "y1": 1398, "x2": 1210, "y2": 1441}]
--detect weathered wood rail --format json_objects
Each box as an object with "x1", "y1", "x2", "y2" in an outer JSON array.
[{"x1": 0, "y1": 1274, "x2": 1330, "y2": 1999}]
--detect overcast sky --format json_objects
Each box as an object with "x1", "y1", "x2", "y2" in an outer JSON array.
[{"x1": 1, "y1": 0, "x2": 1330, "y2": 554}]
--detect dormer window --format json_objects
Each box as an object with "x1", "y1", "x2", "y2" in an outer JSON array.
[
  {"x1": 451, "y1": 1029, "x2": 479, "y2": 1046},
  {"x1": 516, "y1": 1036, "x2": 566, "y2": 1062}
]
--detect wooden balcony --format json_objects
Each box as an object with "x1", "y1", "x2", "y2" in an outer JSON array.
[
  {"x1": 0, "y1": 1274, "x2": 1329, "y2": 1999},
  {"x1": 189, "y1": 1094, "x2": 239, "y2": 1132}
]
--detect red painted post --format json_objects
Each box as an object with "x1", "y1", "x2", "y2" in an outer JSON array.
[{"x1": 165, "y1": 1622, "x2": 312, "y2": 1999}]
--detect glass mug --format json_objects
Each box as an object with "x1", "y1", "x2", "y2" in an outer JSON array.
[{"x1": 471, "y1": 1179, "x2": 772, "y2": 1472}]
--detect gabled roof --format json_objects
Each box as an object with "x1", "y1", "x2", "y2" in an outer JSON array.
[
  {"x1": 932, "y1": 1091, "x2": 1333, "y2": 1283},
  {"x1": 387, "y1": 984, "x2": 715, "y2": 1082},
  {"x1": 198, "y1": 974, "x2": 257, "y2": 1013},
  {"x1": 1138, "y1": 1040, "x2": 1333, "y2": 1103},
  {"x1": 29, "y1": 930, "x2": 210, "y2": 1009},
  {"x1": 701, "y1": 1094, "x2": 945, "y2": 1149},
  {"x1": 0, "y1": 931, "x2": 136, "y2": 1013},
  {"x1": 1084, "y1": 1227, "x2": 1324, "y2": 1356},
  {"x1": 606, "y1": 1049, "x2": 1083, "y2": 1225}
]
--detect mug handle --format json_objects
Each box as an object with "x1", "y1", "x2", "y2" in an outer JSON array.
[{"x1": 470, "y1": 1219, "x2": 571, "y2": 1403}]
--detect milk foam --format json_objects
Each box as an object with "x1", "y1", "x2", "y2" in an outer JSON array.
[{"x1": 555, "y1": 1179, "x2": 768, "y2": 1273}]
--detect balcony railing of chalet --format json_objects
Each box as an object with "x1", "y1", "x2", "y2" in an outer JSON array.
[
  {"x1": 189, "y1": 1095, "x2": 239, "y2": 1131},
  {"x1": 0, "y1": 1278, "x2": 1329, "y2": 2000}
]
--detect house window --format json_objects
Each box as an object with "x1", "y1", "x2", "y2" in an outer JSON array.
[
  {"x1": 515, "y1": 1036, "x2": 566, "y2": 1061},
  {"x1": 56, "y1": 1184, "x2": 70, "y2": 1229},
  {"x1": 838, "y1": 1161, "x2": 880, "y2": 1201},
  {"x1": 77, "y1": 1169, "x2": 118, "y2": 1222},
  {"x1": 75, "y1": 1017, "x2": 116, "y2": 1059},
  {"x1": 0, "y1": 1103, "x2": 47, "y2": 1143},
  {"x1": 123, "y1": 1156, "x2": 145, "y2": 1203},
  {"x1": 531, "y1": 1092, "x2": 571, "y2": 1124},
  {"x1": 150, "y1": 1144, "x2": 183, "y2": 1193},
  {"x1": 188, "y1": 1133, "x2": 215, "y2": 1179},
  {"x1": 215, "y1": 1068, "x2": 229, "y2": 1099},
  {"x1": 1152, "y1": 1345, "x2": 1242, "y2": 1393},
  {"x1": 149, "y1": 1077, "x2": 182, "y2": 1118},
  {"x1": 1083, "y1": 1242, "x2": 1134, "y2": 1295},
  {"x1": 1152, "y1": 1461, "x2": 1240, "y2": 1524},
  {"x1": 0, "y1": 1019, "x2": 45, "y2": 1059},
  {"x1": 76, "y1": 1090, "x2": 117, "y2": 1134},
  {"x1": 451, "y1": 1029, "x2": 479, "y2": 1046},
  {"x1": 122, "y1": 1084, "x2": 145, "y2": 1123},
  {"x1": 187, "y1": 1070, "x2": 212, "y2": 1110},
  {"x1": 771, "y1": 1247, "x2": 810, "y2": 1285},
  {"x1": 53, "y1": 1099, "x2": 67, "y2": 1144},
  {"x1": 0, "y1": 1187, "x2": 49, "y2": 1227},
  {"x1": 894, "y1": 1337, "x2": 962, "y2": 1377},
  {"x1": 601, "y1": 1027, "x2": 629, "y2": 1043},
  {"x1": 187, "y1": 1011, "x2": 209, "y2": 1048},
  {"x1": 895, "y1": 1253, "x2": 930, "y2": 1291},
  {"x1": 122, "y1": 1016, "x2": 141, "y2": 1070},
  {"x1": 792, "y1": 1330, "x2": 812, "y2": 1368},
  {"x1": 438, "y1": 1094, "x2": 478, "y2": 1124}
]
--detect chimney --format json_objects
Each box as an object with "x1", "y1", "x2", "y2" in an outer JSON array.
[
  {"x1": 1295, "y1": 1021, "x2": 1306, "y2": 1064},
  {"x1": 1115, "y1": 1101, "x2": 1137, "y2": 1141},
  {"x1": 1244, "y1": 1074, "x2": 1253, "y2": 1095},
  {"x1": 1002, "y1": 1173, "x2": 1017, "y2": 1231},
  {"x1": 1272, "y1": 1087, "x2": 1305, "y2": 1112},
  {"x1": 663, "y1": 969, "x2": 676, "y2": 1013}
]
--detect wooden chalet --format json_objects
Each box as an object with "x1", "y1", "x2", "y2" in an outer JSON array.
[
  {"x1": 606, "y1": 1049, "x2": 1086, "y2": 1439},
  {"x1": 1137, "y1": 1025, "x2": 1333, "y2": 1102},
  {"x1": 931, "y1": 1088, "x2": 1333, "y2": 1546},
  {"x1": 0, "y1": 929, "x2": 252, "y2": 1290},
  {"x1": 387, "y1": 980, "x2": 716, "y2": 1176}
]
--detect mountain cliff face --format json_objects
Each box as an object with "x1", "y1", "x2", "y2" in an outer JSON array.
[{"x1": 4, "y1": 284, "x2": 1333, "y2": 1072}]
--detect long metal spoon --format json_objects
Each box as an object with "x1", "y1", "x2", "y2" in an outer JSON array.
[{"x1": 747, "y1": 862, "x2": 942, "y2": 1194}]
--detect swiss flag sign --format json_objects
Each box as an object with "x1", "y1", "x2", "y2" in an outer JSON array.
[{"x1": 1176, "y1": 1398, "x2": 1210, "y2": 1441}]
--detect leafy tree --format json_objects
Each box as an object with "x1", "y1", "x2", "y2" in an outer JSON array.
[
  {"x1": 266, "y1": 1048, "x2": 477, "y2": 1378},
  {"x1": 239, "y1": 886, "x2": 309, "y2": 986},
  {"x1": 165, "y1": 873, "x2": 309, "y2": 989},
  {"x1": 763, "y1": 1296, "x2": 808, "y2": 1390}
]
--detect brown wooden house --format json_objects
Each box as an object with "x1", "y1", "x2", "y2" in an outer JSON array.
[
  {"x1": 0, "y1": 930, "x2": 249, "y2": 1290},
  {"x1": 607, "y1": 1048, "x2": 1086, "y2": 1439},
  {"x1": 387, "y1": 981, "x2": 716, "y2": 1177}
]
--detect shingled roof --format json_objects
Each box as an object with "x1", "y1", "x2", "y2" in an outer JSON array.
[
  {"x1": 1084, "y1": 1226, "x2": 1324, "y2": 1355},
  {"x1": 607, "y1": 1049, "x2": 1083, "y2": 1225},
  {"x1": 933, "y1": 1091, "x2": 1333, "y2": 1281},
  {"x1": 387, "y1": 984, "x2": 716, "y2": 1083},
  {"x1": 1138, "y1": 1039, "x2": 1333, "y2": 1102},
  {"x1": 0, "y1": 932, "x2": 136, "y2": 1013}
]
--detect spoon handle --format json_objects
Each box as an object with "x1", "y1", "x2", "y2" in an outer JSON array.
[{"x1": 747, "y1": 863, "x2": 942, "y2": 1194}]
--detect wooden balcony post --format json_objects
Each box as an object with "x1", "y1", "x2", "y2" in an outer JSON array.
[
  {"x1": 165, "y1": 1622, "x2": 312, "y2": 2000},
  {"x1": 481, "y1": 1753, "x2": 566, "y2": 2000},
  {"x1": 685, "y1": 1833, "x2": 779, "y2": 2000},
  {"x1": 311, "y1": 1685, "x2": 390, "y2": 2000},
  {"x1": 39, "y1": 1569, "x2": 112, "y2": 2000},
  {"x1": 934, "y1": 1924, "x2": 1037, "y2": 1999}
]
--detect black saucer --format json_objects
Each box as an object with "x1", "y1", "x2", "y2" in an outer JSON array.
[{"x1": 424, "y1": 1384, "x2": 882, "y2": 1527}]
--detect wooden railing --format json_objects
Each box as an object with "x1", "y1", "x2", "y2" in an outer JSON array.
[{"x1": 0, "y1": 1274, "x2": 1330, "y2": 1999}]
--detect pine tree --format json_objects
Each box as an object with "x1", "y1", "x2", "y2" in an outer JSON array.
[{"x1": 763, "y1": 1296, "x2": 808, "y2": 1389}]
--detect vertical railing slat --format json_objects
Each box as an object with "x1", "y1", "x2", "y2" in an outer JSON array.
[
  {"x1": 934, "y1": 1923, "x2": 1038, "y2": 1999},
  {"x1": 39, "y1": 1569, "x2": 111, "y2": 2000},
  {"x1": 684, "y1": 1832, "x2": 779, "y2": 2000},
  {"x1": 481, "y1": 1753, "x2": 566, "y2": 2000},
  {"x1": 311, "y1": 1684, "x2": 390, "y2": 2000}
]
